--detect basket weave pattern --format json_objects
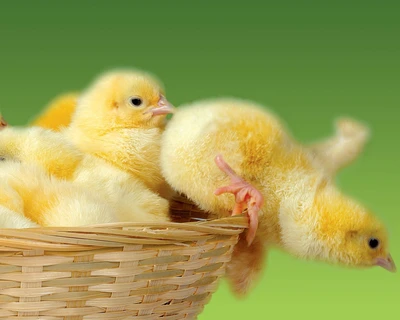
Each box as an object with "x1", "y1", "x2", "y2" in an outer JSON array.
[{"x1": 0, "y1": 197, "x2": 247, "y2": 319}]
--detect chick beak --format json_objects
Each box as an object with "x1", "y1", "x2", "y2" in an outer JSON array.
[
  {"x1": 146, "y1": 95, "x2": 175, "y2": 116},
  {"x1": 375, "y1": 254, "x2": 396, "y2": 272}
]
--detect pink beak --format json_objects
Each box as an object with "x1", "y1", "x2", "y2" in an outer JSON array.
[
  {"x1": 146, "y1": 95, "x2": 175, "y2": 116},
  {"x1": 375, "y1": 254, "x2": 396, "y2": 272}
]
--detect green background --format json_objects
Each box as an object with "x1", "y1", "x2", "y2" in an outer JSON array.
[{"x1": 0, "y1": 1, "x2": 398, "y2": 319}]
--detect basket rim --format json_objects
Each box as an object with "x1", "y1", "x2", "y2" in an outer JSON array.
[
  {"x1": 0, "y1": 215, "x2": 248, "y2": 251},
  {"x1": 0, "y1": 214, "x2": 248, "y2": 231}
]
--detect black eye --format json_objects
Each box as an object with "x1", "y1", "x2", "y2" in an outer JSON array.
[
  {"x1": 129, "y1": 97, "x2": 142, "y2": 107},
  {"x1": 368, "y1": 238, "x2": 379, "y2": 249}
]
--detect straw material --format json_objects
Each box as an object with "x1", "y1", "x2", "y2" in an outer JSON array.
[{"x1": 0, "y1": 195, "x2": 247, "y2": 319}]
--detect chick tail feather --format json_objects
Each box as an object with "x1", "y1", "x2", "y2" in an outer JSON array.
[{"x1": 225, "y1": 234, "x2": 266, "y2": 297}]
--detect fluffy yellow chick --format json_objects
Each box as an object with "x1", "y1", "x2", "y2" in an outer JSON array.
[
  {"x1": 0, "y1": 125, "x2": 84, "y2": 179},
  {"x1": 0, "y1": 69, "x2": 175, "y2": 222},
  {"x1": 0, "y1": 206, "x2": 38, "y2": 229},
  {"x1": 0, "y1": 161, "x2": 118, "y2": 227},
  {"x1": 64, "y1": 69, "x2": 175, "y2": 199},
  {"x1": 0, "y1": 125, "x2": 171, "y2": 223},
  {"x1": 161, "y1": 98, "x2": 395, "y2": 296},
  {"x1": 30, "y1": 93, "x2": 79, "y2": 131}
]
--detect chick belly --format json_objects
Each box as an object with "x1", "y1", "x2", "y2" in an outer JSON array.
[
  {"x1": 73, "y1": 164, "x2": 170, "y2": 223},
  {"x1": 127, "y1": 163, "x2": 167, "y2": 198},
  {"x1": 12, "y1": 186, "x2": 58, "y2": 226},
  {"x1": 11, "y1": 170, "x2": 118, "y2": 227},
  {"x1": 0, "y1": 162, "x2": 117, "y2": 227},
  {"x1": 40, "y1": 191, "x2": 118, "y2": 227},
  {"x1": 0, "y1": 206, "x2": 38, "y2": 229},
  {"x1": 161, "y1": 105, "x2": 286, "y2": 219},
  {"x1": 106, "y1": 184, "x2": 170, "y2": 223},
  {"x1": 162, "y1": 135, "x2": 246, "y2": 218},
  {"x1": 100, "y1": 148, "x2": 166, "y2": 197},
  {"x1": 90, "y1": 129, "x2": 167, "y2": 197},
  {"x1": 257, "y1": 206, "x2": 282, "y2": 244},
  {"x1": 0, "y1": 184, "x2": 25, "y2": 213},
  {"x1": 0, "y1": 164, "x2": 58, "y2": 225}
]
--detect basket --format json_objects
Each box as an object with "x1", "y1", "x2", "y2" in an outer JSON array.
[{"x1": 0, "y1": 195, "x2": 247, "y2": 319}]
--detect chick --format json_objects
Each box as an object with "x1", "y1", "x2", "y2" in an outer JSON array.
[
  {"x1": 161, "y1": 98, "x2": 395, "y2": 296},
  {"x1": 30, "y1": 93, "x2": 79, "y2": 131},
  {"x1": 0, "y1": 125, "x2": 171, "y2": 223},
  {"x1": 0, "y1": 206, "x2": 38, "y2": 229},
  {"x1": 72, "y1": 155, "x2": 172, "y2": 223},
  {"x1": 0, "y1": 161, "x2": 118, "y2": 227},
  {"x1": 0, "y1": 69, "x2": 175, "y2": 222},
  {"x1": 0, "y1": 125, "x2": 84, "y2": 180},
  {"x1": 307, "y1": 117, "x2": 370, "y2": 175},
  {"x1": 64, "y1": 69, "x2": 175, "y2": 199}
]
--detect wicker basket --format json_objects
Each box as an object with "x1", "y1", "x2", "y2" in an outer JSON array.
[{"x1": 0, "y1": 195, "x2": 247, "y2": 319}]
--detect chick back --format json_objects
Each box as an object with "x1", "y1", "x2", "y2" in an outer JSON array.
[{"x1": 161, "y1": 98, "x2": 311, "y2": 222}]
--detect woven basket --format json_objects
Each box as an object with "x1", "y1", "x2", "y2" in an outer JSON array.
[{"x1": 0, "y1": 195, "x2": 247, "y2": 319}]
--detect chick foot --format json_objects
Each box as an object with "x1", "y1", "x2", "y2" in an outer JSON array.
[{"x1": 214, "y1": 154, "x2": 264, "y2": 245}]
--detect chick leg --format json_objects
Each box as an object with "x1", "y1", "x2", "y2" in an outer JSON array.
[
  {"x1": 307, "y1": 117, "x2": 369, "y2": 175},
  {"x1": 226, "y1": 233, "x2": 266, "y2": 297},
  {"x1": 214, "y1": 154, "x2": 264, "y2": 245}
]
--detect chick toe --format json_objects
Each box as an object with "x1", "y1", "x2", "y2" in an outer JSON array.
[{"x1": 213, "y1": 154, "x2": 264, "y2": 245}]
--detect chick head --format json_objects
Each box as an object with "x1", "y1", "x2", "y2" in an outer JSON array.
[
  {"x1": 314, "y1": 184, "x2": 395, "y2": 272},
  {"x1": 74, "y1": 69, "x2": 175, "y2": 131},
  {"x1": 279, "y1": 180, "x2": 395, "y2": 273}
]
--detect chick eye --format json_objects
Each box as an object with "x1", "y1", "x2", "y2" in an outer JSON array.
[
  {"x1": 129, "y1": 97, "x2": 142, "y2": 107},
  {"x1": 368, "y1": 238, "x2": 379, "y2": 249}
]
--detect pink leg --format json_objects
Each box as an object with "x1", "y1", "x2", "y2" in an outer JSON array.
[{"x1": 213, "y1": 154, "x2": 264, "y2": 245}]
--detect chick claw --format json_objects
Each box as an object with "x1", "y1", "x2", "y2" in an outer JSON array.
[{"x1": 214, "y1": 154, "x2": 264, "y2": 246}]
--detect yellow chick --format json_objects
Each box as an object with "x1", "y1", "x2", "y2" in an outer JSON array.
[
  {"x1": 161, "y1": 98, "x2": 395, "y2": 296},
  {"x1": 0, "y1": 68, "x2": 175, "y2": 223},
  {"x1": 30, "y1": 93, "x2": 79, "y2": 131},
  {"x1": 0, "y1": 125, "x2": 171, "y2": 223},
  {"x1": 64, "y1": 69, "x2": 175, "y2": 199},
  {"x1": 0, "y1": 206, "x2": 38, "y2": 229},
  {"x1": 0, "y1": 125, "x2": 84, "y2": 180},
  {"x1": 0, "y1": 161, "x2": 118, "y2": 227}
]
